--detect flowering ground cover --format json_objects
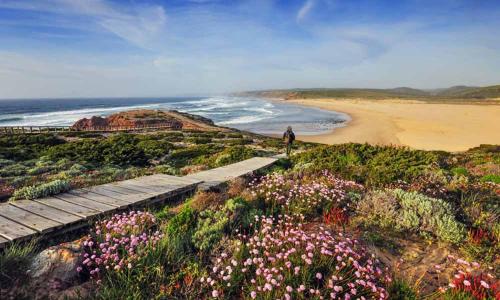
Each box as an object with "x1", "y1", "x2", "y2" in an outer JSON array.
[
  {"x1": 1, "y1": 143, "x2": 498, "y2": 299},
  {"x1": 201, "y1": 214, "x2": 390, "y2": 299},
  {"x1": 248, "y1": 170, "x2": 363, "y2": 219},
  {"x1": 438, "y1": 255, "x2": 499, "y2": 300},
  {"x1": 79, "y1": 211, "x2": 163, "y2": 281}
]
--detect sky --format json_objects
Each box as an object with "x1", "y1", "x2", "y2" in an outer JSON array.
[{"x1": 0, "y1": 0, "x2": 499, "y2": 99}]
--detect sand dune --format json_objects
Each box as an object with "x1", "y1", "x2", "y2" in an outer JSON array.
[{"x1": 287, "y1": 98, "x2": 500, "y2": 151}]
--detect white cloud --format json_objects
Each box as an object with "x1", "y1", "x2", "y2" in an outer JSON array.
[
  {"x1": 297, "y1": 0, "x2": 315, "y2": 21},
  {"x1": 0, "y1": 0, "x2": 499, "y2": 98},
  {"x1": 0, "y1": 0, "x2": 167, "y2": 48}
]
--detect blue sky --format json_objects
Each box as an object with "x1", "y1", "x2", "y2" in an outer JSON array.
[{"x1": 0, "y1": 0, "x2": 499, "y2": 98}]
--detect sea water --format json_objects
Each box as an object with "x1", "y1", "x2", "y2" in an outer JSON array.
[{"x1": 0, "y1": 96, "x2": 349, "y2": 135}]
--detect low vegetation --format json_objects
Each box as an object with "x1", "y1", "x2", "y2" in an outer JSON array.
[
  {"x1": 0, "y1": 129, "x2": 310, "y2": 201},
  {"x1": 0, "y1": 139, "x2": 498, "y2": 299},
  {"x1": 356, "y1": 189, "x2": 466, "y2": 243}
]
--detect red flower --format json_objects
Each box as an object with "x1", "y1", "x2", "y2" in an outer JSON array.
[{"x1": 450, "y1": 273, "x2": 499, "y2": 300}]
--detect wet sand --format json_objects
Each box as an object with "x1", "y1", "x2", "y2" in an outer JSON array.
[{"x1": 286, "y1": 98, "x2": 500, "y2": 151}]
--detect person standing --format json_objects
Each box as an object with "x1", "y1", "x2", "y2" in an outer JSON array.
[{"x1": 283, "y1": 126, "x2": 295, "y2": 157}]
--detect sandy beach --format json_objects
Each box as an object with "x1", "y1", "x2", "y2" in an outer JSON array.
[{"x1": 286, "y1": 98, "x2": 500, "y2": 152}]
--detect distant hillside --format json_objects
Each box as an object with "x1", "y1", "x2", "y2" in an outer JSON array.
[
  {"x1": 428, "y1": 85, "x2": 478, "y2": 96},
  {"x1": 438, "y1": 85, "x2": 500, "y2": 98},
  {"x1": 239, "y1": 85, "x2": 500, "y2": 101}
]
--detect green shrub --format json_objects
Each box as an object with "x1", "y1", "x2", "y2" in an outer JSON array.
[
  {"x1": 59, "y1": 131, "x2": 103, "y2": 138},
  {"x1": 54, "y1": 158, "x2": 72, "y2": 169},
  {"x1": 0, "y1": 239, "x2": 38, "y2": 289},
  {"x1": 226, "y1": 133, "x2": 243, "y2": 139},
  {"x1": 155, "y1": 131, "x2": 184, "y2": 142},
  {"x1": 10, "y1": 175, "x2": 31, "y2": 188},
  {"x1": 201, "y1": 146, "x2": 257, "y2": 168},
  {"x1": 186, "y1": 132, "x2": 213, "y2": 138},
  {"x1": 357, "y1": 189, "x2": 466, "y2": 243},
  {"x1": 100, "y1": 134, "x2": 148, "y2": 166},
  {"x1": 187, "y1": 137, "x2": 212, "y2": 144},
  {"x1": 451, "y1": 167, "x2": 469, "y2": 177},
  {"x1": 223, "y1": 138, "x2": 253, "y2": 146},
  {"x1": 45, "y1": 138, "x2": 105, "y2": 163},
  {"x1": 66, "y1": 163, "x2": 87, "y2": 176},
  {"x1": 192, "y1": 209, "x2": 228, "y2": 252},
  {"x1": 292, "y1": 144, "x2": 441, "y2": 186},
  {"x1": 387, "y1": 278, "x2": 419, "y2": 299},
  {"x1": 261, "y1": 138, "x2": 284, "y2": 149},
  {"x1": 46, "y1": 134, "x2": 149, "y2": 166},
  {"x1": 27, "y1": 164, "x2": 54, "y2": 175},
  {"x1": 154, "y1": 164, "x2": 179, "y2": 175},
  {"x1": 356, "y1": 190, "x2": 399, "y2": 229},
  {"x1": 169, "y1": 144, "x2": 222, "y2": 166},
  {"x1": 480, "y1": 174, "x2": 500, "y2": 184},
  {"x1": 192, "y1": 197, "x2": 260, "y2": 253},
  {"x1": 137, "y1": 139, "x2": 173, "y2": 160},
  {"x1": 165, "y1": 206, "x2": 198, "y2": 252},
  {"x1": 0, "y1": 134, "x2": 65, "y2": 161},
  {"x1": 0, "y1": 158, "x2": 14, "y2": 167},
  {"x1": 11, "y1": 179, "x2": 70, "y2": 200},
  {"x1": 0, "y1": 163, "x2": 28, "y2": 177}
]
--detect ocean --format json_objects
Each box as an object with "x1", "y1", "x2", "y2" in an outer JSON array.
[{"x1": 0, "y1": 96, "x2": 349, "y2": 135}]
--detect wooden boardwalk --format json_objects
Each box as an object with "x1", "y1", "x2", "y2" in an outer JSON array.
[
  {"x1": 0, "y1": 123, "x2": 181, "y2": 135},
  {"x1": 0, "y1": 156, "x2": 278, "y2": 248},
  {"x1": 185, "y1": 156, "x2": 278, "y2": 190}
]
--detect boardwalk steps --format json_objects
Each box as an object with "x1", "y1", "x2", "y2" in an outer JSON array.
[
  {"x1": 185, "y1": 156, "x2": 279, "y2": 190},
  {"x1": 0, "y1": 156, "x2": 278, "y2": 248}
]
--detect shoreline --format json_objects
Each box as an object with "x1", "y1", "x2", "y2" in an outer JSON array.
[{"x1": 274, "y1": 98, "x2": 500, "y2": 152}]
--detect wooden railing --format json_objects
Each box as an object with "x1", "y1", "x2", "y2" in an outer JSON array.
[{"x1": 0, "y1": 123, "x2": 182, "y2": 135}]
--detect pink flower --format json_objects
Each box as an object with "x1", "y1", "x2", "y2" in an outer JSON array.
[
  {"x1": 463, "y1": 280, "x2": 471, "y2": 287},
  {"x1": 211, "y1": 290, "x2": 219, "y2": 298},
  {"x1": 480, "y1": 281, "x2": 490, "y2": 289},
  {"x1": 316, "y1": 272, "x2": 323, "y2": 280}
]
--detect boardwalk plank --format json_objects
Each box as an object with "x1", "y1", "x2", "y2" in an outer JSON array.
[
  {"x1": 114, "y1": 181, "x2": 163, "y2": 194},
  {"x1": 0, "y1": 204, "x2": 62, "y2": 233},
  {"x1": 54, "y1": 193, "x2": 116, "y2": 213},
  {"x1": 135, "y1": 175, "x2": 201, "y2": 187},
  {"x1": 10, "y1": 200, "x2": 82, "y2": 225},
  {"x1": 98, "y1": 184, "x2": 152, "y2": 197},
  {"x1": 68, "y1": 190, "x2": 133, "y2": 207},
  {"x1": 147, "y1": 174, "x2": 202, "y2": 185},
  {"x1": 84, "y1": 185, "x2": 141, "y2": 199},
  {"x1": 185, "y1": 157, "x2": 276, "y2": 189},
  {"x1": 125, "y1": 182, "x2": 182, "y2": 194},
  {"x1": 0, "y1": 215, "x2": 37, "y2": 240},
  {"x1": 126, "y1": 175, "x2": 200, "y2": 193},
  {"x1": 36, "y1": 197, "x2": 100, "y2": 218},
  {"x1": 130, "y1": 177, "x2": 192, "y2": 192},
  {"x1": 83, "y1": 186, "x2": 150, "y2": 204}
]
